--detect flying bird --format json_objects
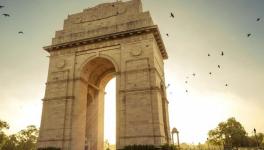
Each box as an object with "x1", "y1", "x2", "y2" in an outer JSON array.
[
  {"x1": 2, "y1": 13, "x2": 10, "y2": 17},
  {"x1": 247, "y1": 33, "x2": 251, "y2": 37},
  {"x1": 221, "y1": 51, "x2": 224, "y2": 56},
  {"x1": 225, "y1": 84, "x2": 228, "y2": 87},
  {"x1": 208, "y1": 53, "x2": 211, "y2": 57},
  {"x1": 256, "y1": 18, "x2": 261, "y2": 22},
  {"x1": 170, "y1": 12, "x2": 174, "y2": 18},
  {"x1": 0, "y1": 5, "x2": 4, "y2": 9},
  {"x1": 218, "y1": 65, "x2": 221, "y2": 69},
  {"x1": 166, "y1": 33, "x2": 169, "y2": 37},
  {"x1": 18, "y1": 31, "x2": 24, "y2": 34},
  {"x1": 166, "y1": 84, "x2": 170, "y2": 89},
  {"x1": 209, "y1": 72, "x2": 212, "y2": 75}
]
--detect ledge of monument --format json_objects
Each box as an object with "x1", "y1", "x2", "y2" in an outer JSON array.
[{"x1": 51, "y1": 12, "x2": 154, "y2": 45}]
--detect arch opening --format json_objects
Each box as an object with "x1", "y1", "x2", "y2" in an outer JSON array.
[
  {"x1": 104, "y1": 78, "x2": 116, "y2": 150},
  {"x1": 80, "y1": 57, "x2": 117, "y2": 150}
]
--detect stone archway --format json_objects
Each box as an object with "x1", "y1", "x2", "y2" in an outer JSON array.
[
  {"x1": 78, "y1": 57, "x2": 117, "y2": 150},
  {"x1": 37, "y1": 0, "x2": 171, "y2": 150}
]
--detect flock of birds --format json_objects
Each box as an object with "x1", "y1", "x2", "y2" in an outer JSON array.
[
  {"x1": 182, "y1": 51, "x2": 227, "y2": 94},
  {"x1": 0, "y1": 3, "x2": 262, "y2": 94},
  {"x1": 167, "y1": 12, "x2": 261, "y2": 94},
  {"x1": 0, "y1": 5, "x2": 24, "y2": 34}
]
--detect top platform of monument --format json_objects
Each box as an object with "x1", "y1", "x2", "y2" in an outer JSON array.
[{"x1": 44, "y1": 0, "x2": 168, "y2": 59}]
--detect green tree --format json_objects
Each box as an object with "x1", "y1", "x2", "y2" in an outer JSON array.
[
  {"x1": 0, "y1": 120, "x2": 9, "y2": 129},
  {"x1": 16, "y1": 125, "x2": 39, "y2": 150},
  {"x1": 256, "y1": 133, "x2": 264, "y2": 147},
  {"x1": 1, "y1": 134, "x2": 18, "y2": 150},
  {"x1": 208, "y1": 117, "x2": 248, "y2": 148},
  {"x1": 0, "y1": 120, "x2": 9, "y2": 149},
  {"x1": 247, "y1": 133, "x2": 264, "y2": 147},
  {"x1": 261, "y1": 133, "x2": 264, "y2": 147},
  {"x1": 1, "y1": 123, "x2": 39, "y2": 150}
]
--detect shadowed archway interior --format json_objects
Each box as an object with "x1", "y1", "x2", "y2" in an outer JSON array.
[{"x1": 81, "y1": 57, "x2": 116, "y2": 150}]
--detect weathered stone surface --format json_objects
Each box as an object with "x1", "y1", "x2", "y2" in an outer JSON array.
[{"x1": 38, "y1": 0, "x2": 170, "y2": 150}]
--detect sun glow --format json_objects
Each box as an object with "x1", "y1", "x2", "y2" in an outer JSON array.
[
  {"x1": 167, "y1": 82, "x2": 256, "y2": 144},
  {"x1": 104, "y1": 78, "x2": 116, "y2": 144},
  {"x1": 171, "y1": 95, "x2": 231, "y2": 142}
]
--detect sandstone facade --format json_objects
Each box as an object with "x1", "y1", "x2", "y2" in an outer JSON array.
[{"x1": 37, "y1": 0, "x2": 170, "y2": 149}]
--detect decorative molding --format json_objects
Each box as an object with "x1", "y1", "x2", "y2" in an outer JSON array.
[
  {"x1": 130, "y1": 48, "x2": 142, "y2": 56},
  {"x1": 119, "y1": 86, "x2": 160, "y2": 93},
  {"x1": 44, "y1": 25, "x2": 168, "y2": 59},
  {"x1": 42, "y1": 96, "x2": 75, "y2": 101}
]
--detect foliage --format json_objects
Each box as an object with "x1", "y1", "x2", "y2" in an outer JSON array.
[
  {"x1": 246, "y1": 133, "x2": 264, "y2": 147},
  {"x1": 0, "y1": 120, "x2": 9, "y2": 130},
  {"x1": 208, "y1": 117, "x2": 247, "y2": 147},
  {"x1": 0, "y1": 119, "x2": 39, "y2": 150},
  {"x1": 0, "y1": 120, "x2": 9, "y2": 149},
  {"x1": 16, "y1": 125, "x2": 39, "y2": 150},
  {"x1": 1, "y1": 135, "x2": 18, "y2": 150},
  {"x1": 208, "y1": 117, "x2": 264, "y2": 148},
  {"x1": 104, "y1": 139, "x2": 110, "y2": 150}
]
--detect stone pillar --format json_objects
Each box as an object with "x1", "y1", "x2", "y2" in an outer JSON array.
[
  {"x1": 116, "y1": 36, "x2": 170, "y2": 149},
  {"x1": 37, "y1": 58, "x2": 74, "y2": 149}
]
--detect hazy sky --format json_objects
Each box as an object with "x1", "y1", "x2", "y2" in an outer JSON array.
[{"x1": 0, "y1": 0, "x2": 263, "y2": 145}]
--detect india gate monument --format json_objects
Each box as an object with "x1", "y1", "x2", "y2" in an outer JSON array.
[{"x1": 37, "y1": 0, "x2": 171, "y2": 149}]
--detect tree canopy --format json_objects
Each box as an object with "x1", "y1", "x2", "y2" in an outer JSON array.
[
  {"x1": 208, "y1": 117, "x2": 264, "y2": 148},
  {"x1": 0, "y1": 120, "x2": 10, "y2": 150},
  {"x1": 0, "y1": 120, "x2": 38, "y2": 150}
]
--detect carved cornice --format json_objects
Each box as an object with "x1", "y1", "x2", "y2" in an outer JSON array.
[{"x1": 43, "y1": 25, "x2": 168, "y2": 59}]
